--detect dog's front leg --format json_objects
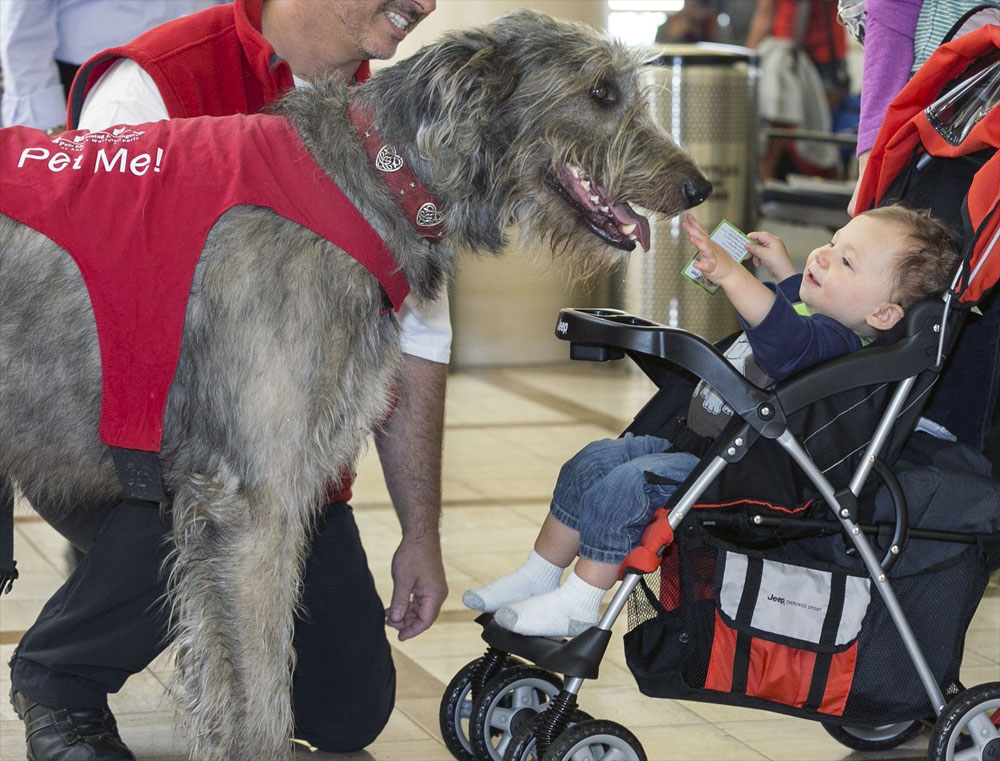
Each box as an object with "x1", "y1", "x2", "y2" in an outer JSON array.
[{"x1": 168, "y1": 466, "x2": 315, "y2": 761}]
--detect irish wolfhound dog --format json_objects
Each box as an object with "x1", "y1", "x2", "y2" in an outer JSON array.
[{"x1": 0, "y1": 9, "x2": 709, "y2": 760}]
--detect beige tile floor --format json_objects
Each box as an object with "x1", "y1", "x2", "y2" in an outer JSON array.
[{"x1": 1, "y1": 364, "x2": 998, "y2": 761}]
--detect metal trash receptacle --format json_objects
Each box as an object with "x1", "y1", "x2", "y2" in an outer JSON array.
[{"x1": 623, "y1": 43, "x2": 758, "y2": 343}]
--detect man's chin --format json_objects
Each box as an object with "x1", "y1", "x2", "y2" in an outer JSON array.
[{"x1": 360, "y1": 39, "x2": 403, "y2": 61}]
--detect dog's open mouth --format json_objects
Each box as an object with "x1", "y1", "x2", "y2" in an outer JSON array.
[{"x1": 547, "y1": 163, "x2": 651, "y2": 252}]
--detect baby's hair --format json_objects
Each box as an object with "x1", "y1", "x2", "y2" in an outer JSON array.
[{"x1": 862, "y1": 205, "x2": 962, "y2": 309}]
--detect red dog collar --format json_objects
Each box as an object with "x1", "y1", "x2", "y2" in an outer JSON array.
[{"x1": 348, "y1": 100, "x2": 445, "y2": 243}]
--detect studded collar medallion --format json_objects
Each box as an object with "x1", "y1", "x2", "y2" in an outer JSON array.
[{"x1": 347, "y1": 101, "x2": 444, "y2": 243}]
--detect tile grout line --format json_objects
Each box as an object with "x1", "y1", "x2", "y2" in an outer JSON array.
[{"x1": 467, "y1": 368, "x2": 627, "y2": 433}]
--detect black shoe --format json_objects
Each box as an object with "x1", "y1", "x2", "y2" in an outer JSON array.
[{"x1": 10, "y1": 689, "x2": 137, "y2": 761}]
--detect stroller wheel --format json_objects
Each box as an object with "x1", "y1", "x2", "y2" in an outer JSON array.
[
  {"x1": 542, "y1": 718, "x2": 646, "y2": 761},
  {"x1": 502, "y1": 708, "x2": 593, "y2": 761},
  {"x1": 469, "y1": 665, "x2": 563, "y2": 761},
  {"x1": 928, "y1": 681, "x2": 1000, "y2": 761},
  {"x1": 822, "y1": 719, "x2": 926, "y2": 750},
  {"x1": 441, "y1": 656, "x2": 519, "y2": 761}
]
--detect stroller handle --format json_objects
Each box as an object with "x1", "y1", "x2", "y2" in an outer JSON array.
[{"x1": 555, "y1": 308, "x2": 784, "y2": 436}]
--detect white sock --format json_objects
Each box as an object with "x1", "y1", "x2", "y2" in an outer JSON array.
[
  {"x1": 493, "y1": 572, "x2": 607, "y2": 637},
  {"x1": 462, "y1": 551, "x2": 563, "y2": 612}
]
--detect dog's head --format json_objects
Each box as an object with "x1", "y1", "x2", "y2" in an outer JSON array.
[{"x1": 365, "y1": 9, "x2": 711, "y2": 277}]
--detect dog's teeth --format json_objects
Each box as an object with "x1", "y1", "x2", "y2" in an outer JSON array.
[
  {"x1": 580, "y1": 180, "x2": 591, "y2": 191},
  {"x1": 589, "y1": 194, "x2": 600, "y2": 204},
  {"x1": 600, "y1": 205, "x2": 609, "y2": 213},
  {"x1": 621, "y1": 223, "x2": 636, "y2": 235},
  {"x1": 570, "y1": 165, "x2": 581, "y2": 178}
]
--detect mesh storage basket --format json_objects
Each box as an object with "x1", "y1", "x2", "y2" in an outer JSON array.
[{"x1": 624, "y1": 521, "x2": 990, "y2": 726}]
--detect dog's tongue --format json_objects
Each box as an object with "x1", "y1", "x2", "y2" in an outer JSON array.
[{"x1": 611, "y1": 201, "x2": 651, "y2": 252}]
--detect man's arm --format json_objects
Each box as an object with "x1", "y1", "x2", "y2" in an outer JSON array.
[
  {"x1": 0, "y1": 0, "x2": 64, "y2": 131},
  {"x1": 375, "y1": 354, "x2": 448, "y2": 641}
]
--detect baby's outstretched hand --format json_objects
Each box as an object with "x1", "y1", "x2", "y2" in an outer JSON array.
[{"x1": 682, "y1": 213, "x2": 729, "y2": 283}]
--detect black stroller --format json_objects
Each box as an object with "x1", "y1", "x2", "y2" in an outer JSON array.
[{"x1": 439, "y1": 22, "x2": 1000, "y2": 761}]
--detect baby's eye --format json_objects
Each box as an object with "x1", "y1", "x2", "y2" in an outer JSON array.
[{"x1": 841, "y1": 256, "x2": 853, "y2": 269}]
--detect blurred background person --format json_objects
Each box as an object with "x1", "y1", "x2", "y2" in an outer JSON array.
[
  {"x1": 0, "y1": 0, "x2": 221, "y2": 132},
  {"x1": 655, "y1": 0, "x2": 719, "y2": 43},
  {"x1": 748, "y1": 0, "x2": 850, "y2": 181}
]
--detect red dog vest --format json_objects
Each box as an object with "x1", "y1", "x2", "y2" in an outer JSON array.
[{"x1": 1, "y1": 115, "x2": 408, "y2": 453}]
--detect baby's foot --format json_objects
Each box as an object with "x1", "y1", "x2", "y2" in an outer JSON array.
[
  {"x1": 462, "y1": 551, "x2": 562, "y2": 612},
  {"x1": 493, "y1": 574, "x2": 605, "y2": 637}
]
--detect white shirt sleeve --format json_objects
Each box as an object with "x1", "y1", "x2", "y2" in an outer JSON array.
[
  {"x1": 398, "y1": 291, "x2": 452, "y2": 364},
  {"x1": 77, "y1": 59, "x2": 453, "y2": 364},
  {"x1": 76, "y1": 58, "x2": 169, "y2": 129},
  {"x1": 0, "y1": 0, "x2": 65, "y2": 130}
]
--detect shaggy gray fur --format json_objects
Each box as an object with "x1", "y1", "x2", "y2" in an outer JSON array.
[{"x1": 0, "y1": 10, "x2": 708, "y2": 760}]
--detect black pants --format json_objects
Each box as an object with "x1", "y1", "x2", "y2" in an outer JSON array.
[{"x1": 10, "y1": 498, "x2": 395, "y2": 752}]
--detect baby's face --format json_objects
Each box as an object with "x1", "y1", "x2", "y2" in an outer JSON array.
[{"x1": 799, "y1": 215, "x2": 902, "y2": 333}]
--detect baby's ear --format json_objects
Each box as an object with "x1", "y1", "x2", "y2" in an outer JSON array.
[{"x1": 866, "y1": 302, "x2": 904, "y2": 332}]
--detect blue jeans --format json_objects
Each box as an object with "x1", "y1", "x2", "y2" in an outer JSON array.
[{"x1": 550, "y1": 434, "x2": 699, "y2": 564}]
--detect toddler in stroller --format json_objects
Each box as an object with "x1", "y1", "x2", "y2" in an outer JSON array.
[
  {"x1": 463, "y1": 208, "x2": 960, "y2": 639},
  {"x1": 442, "y1": 23, "x2": 1000, "y2": 761}
]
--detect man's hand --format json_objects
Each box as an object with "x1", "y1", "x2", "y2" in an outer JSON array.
[
  {"x1": 745, "y1": 231, "x2": 797, "y2": 282},
  {"x1": 847, "y1": 150, "x2": 870, "y2": 217},
  {"x1": 386, "y1": 532, "x2": 447, "y2": 640}
]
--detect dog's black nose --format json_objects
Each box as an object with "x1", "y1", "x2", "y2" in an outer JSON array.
[{"x1": 683, "y1": 177, "x2": 712, "y2": 207}]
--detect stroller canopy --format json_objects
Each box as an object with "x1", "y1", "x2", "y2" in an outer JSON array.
[{"x1": 856, "y1": 23, "x2": 1000, "y2": 305}]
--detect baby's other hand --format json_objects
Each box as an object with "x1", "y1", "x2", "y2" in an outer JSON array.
[{"x1": 746, "y1": 231, "x2": 796, "y2": 281}]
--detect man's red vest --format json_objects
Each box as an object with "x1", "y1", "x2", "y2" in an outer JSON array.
[
  {"x1": 1, "y1": 117, "x2": 407, "y2": 453},
  {"x1": 67, "y1": 0, "x2": 370, "y2": 127}
]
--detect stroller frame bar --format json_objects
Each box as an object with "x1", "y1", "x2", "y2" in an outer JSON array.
[
  {"x1": 554, "y1": 455, "x2": 733, "y2": 701},
  {"x1": 595, "y1": 375, "x2": 951, "y2": 715},
  {"x1": 775, "y1": 422, "x2": 948, "y2": 716},
  {"x1": 848, "y1": 372, "x2": 919, "y2": 496}
]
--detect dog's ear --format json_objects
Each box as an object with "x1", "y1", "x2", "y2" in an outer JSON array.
[
  {"x1": 377, "y1": 31, "x2": 520, "y2": 203},
  {"x1": 408, "y1": 32, "x2": 520, "y2": 150}
]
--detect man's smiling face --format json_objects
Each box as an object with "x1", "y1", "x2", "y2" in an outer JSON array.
[{"x1": 331, "y1": 0, "x2": 437, "y2": 61}]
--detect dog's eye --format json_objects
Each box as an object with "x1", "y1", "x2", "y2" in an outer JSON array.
[{"x1": 590, "y1": 82, "x2": 618, "y2": 106}]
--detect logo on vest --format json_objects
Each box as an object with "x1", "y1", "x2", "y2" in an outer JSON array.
[
  {"x1": 375, "y1": 145, "x2": 404, "y2": 173},
  {"x1": 52, "y1": 127, "x2": 146, "y2": 152},
  {"x1": 416, "y1": 202, "x2": 444, "y2": 228}
]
